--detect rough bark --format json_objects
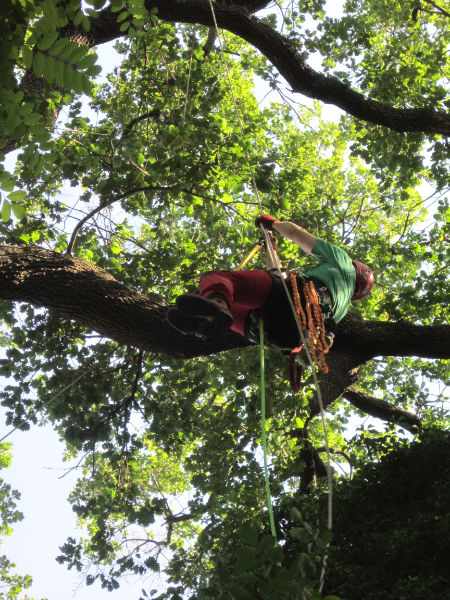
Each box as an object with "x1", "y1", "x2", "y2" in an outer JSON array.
[
  {"x1": 0, "y1": 243, "x2": 448, "y2": 391},
  {"x1": 344, "y1": 386, "x2": 422, "y2": 432},
  {"x1": 0, "y1": 244, "x2": 246, "y2": 358}
]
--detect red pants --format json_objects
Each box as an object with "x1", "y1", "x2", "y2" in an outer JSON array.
[{"x1": 198, "y1": 270, "x2": 273, "y2": 336}]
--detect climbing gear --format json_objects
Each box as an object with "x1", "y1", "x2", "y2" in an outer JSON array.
[
  {"x1": 287, "y1": 272, "x2": 331, "y2": 393},
  {"x1": 351, "y1": 260, "x2": 374, "y2": 300},
  {"x1": 290, "y1": 272, "x2": 330, "y2": 374},
  {"x1": 235, "y1": 243, "x2": 261, "y2": 271},
  {"x1": 255, "y1": 214, "x2": 279, "y2": 230},
  {"x1": 288, "y1": 345, "x2": 304, "y2": 393},
  {"x1": 244, "y1": 270, "x2": 334, "y2": 352},
  {"x1": 176, "y1": 293, "x2": 233, "y2": 327},
  {"x1": 261, "y1": 232, "x2": 278, "y2": 252}
]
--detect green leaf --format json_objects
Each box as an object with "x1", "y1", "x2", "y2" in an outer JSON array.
[
  {"x1": 37, "y1": 32, "x2": 59, "y2": 52},
  {"x1": 1, "y1": 200, "x2": 11, "y2": 222},
  {"x1": 43, "y1": 55, "x2": 56, "y2": 83},
  {"x1": 79, "y1": 53, "x2": 97, "y2": 69},
  {"x1": 32, "y1": 52, "x2": 45, "y2": 78},
  {"x1": 48, "y1": 38, "x2": 68, "y2": 57},
  {"x1": 81, "y1": 16, "x2": 91, "y2": 32},
  {"x1": 7, "y1": 190, "x2": 27, "y2": 203},
  {"x1": 54, "y1": 58, "x2": 65, "y2": 87},
  {"x1": 71, "y1": 69, "x2": 83, "y2": 94},
  {"x1": 110, "y1": 0, "x2": 126, "y2": 12},
  {"x1": 22, "y1": 46, "x2": 33, "y2": 69},
  {"x1": 11, "y1": 204, "x2": 26, "y2": 220},
  {"x1": 116, "y1": 10, "x2": 129, "y2": 23}
]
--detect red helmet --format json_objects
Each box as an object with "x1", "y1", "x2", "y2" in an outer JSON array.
[{"x1": 352, "y1": 261, "x2": 374, "y2": 300}]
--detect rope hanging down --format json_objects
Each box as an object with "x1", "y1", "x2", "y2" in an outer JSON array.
[
  {"x1": 207, "y1": 1, "x2": 332, "y2": 588},
  {"x1": 260, "y1": 318, "x2": 278, "y2": 542}
]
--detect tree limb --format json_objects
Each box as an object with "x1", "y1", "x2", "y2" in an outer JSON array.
[
  {"x1": 66, "y1": 185, "x2": 171, "y2": 255},
  {"x1": 15, "y1": 0, "x2": 449, "y2": 147},
  {"x1": 137, "y1": 0, "x2": 450, "y2": 135},
  {"x1": 422, "y1": 0, "x2": 450, "y2": 19},
  {"x1": 344, "y1": 386, "x2": 422, "y2": 432},
  {"x1": 0, "y1": 244, "x2": 448, "y2": 369},
  {"x1": 334, "y1": 312, "x2": 450, "y2": 362}
]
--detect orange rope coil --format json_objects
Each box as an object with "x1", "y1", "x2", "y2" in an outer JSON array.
[{"x1": 289, "y1": 272, "x2": 330, "y2": 374}]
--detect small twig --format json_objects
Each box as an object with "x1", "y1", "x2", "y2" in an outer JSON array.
[{"x1": 66, "y1": 185, "x2": 171, "y2": 255}]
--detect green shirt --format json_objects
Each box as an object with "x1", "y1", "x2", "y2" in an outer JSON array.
[{"x1": 303, "y1": 239, "x2": 356, "y2": 323}]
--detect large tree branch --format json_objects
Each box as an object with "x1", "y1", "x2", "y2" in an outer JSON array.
[
  {"x1": 136, "y1": 0, "x2": 449, "y2": 135},
  {"x1": 334, "y1": 312, "x2": 450, "y2": 362},
  {"x1": 0, "y1": 244, "x2": 448, "y2": 370},
  {"x1": 17, "y1": 1, "x2": 449, "y2": 139},
  {"x1": 0, "y1": 244, "x2": 245, "y2": 358},
  {"x1": 344, "y1": 386, "x2": 422, "y2": 432},
  {"x1": 7, "y1": 0, "x2": 448, "y2": 156}
]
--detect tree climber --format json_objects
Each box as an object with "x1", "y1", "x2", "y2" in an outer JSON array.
[{"x1": 167, "y1": 215, "x2": 374, "y2": 351}]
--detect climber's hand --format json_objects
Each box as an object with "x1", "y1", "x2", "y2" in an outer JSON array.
[{"x1": 255, "y1": 214, "x2": 279, "y2": 230}]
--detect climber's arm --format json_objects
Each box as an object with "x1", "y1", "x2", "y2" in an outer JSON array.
[{"x1": 272, "y1": 221, "x2": 317, "y2": 255}]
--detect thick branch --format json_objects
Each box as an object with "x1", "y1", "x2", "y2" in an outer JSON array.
[
  {"x1": 334, "y1": 312, "x2": 450, "y2": 362},
  {"x1": 0, "y1": 244, "x2": 447, "y2": 372},
  {"x1": 8, "y1": 0, "x2": 449, "y2": 158},
  {"x1": 137, "y1": 0, "x2": 450, "y2": 135},
  {"x1": 344, "y1": 386, "x2": 422, "y2": 432},
  {"x1": 0, "y1": 244, "x2": 245, "y2": 358}
]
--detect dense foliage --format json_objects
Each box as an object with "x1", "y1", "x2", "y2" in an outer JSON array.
[
  {"x1": 324, "y1": 428, "x2": 450, "y2": 600},
  {"x1": 0, "y1": 0, "x2": 448, "y2": 598}
]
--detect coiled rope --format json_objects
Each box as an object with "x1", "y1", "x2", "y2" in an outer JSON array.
[{"x1": 290, "y1": 272, "x2": 330, "y2": 375}]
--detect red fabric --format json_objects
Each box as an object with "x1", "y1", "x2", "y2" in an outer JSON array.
[
  {"x1": 255, "y1": 214, "x2": 279, "y2": 231},
  {"x1": 198, "y1": 270, "x2": 273, "y2": 336}
]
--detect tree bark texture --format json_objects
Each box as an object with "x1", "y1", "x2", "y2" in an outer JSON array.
[{"x1": 0, "y1": 244, "x2": 447, "y2": 420}]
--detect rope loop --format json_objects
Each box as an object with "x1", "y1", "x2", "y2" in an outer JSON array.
[{"x1": 289, "y1": 272, "x2": 330, "y2": 375}]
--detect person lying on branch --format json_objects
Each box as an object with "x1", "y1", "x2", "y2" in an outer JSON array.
[{"x1": 167, "y1": 215, "x2": 374, "y2": 351}]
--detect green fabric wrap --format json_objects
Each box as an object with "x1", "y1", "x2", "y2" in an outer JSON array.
[{"x1": 303, "y1": 239, "x2": 356, "y2": 323}]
